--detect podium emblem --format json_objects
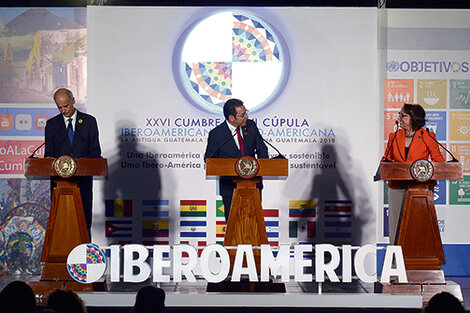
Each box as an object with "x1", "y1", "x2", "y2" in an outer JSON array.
[
  {"x1": 410, "y1": 159, "x2": 434, "y2": 182},
  {"x1": 53, "y1": 155, "x2": 77, "y2": 178},
  {"x1": 235, "y1": 155, "x2": 259, "y2": 179}
]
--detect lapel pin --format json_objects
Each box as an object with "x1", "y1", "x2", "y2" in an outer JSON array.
[{"x1": 78, "y1": 119, "x2": 83, "y2": 124}]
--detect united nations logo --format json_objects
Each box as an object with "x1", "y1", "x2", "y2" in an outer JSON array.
[
  {"x1": 410, "y1": 159, "x2": 434, "y2": 182},
  {"x1": 53, "y1": 155, "x2": 77, "y2": 178},
  {"x1": 235, "y1": 155, "x2": 259, "y2": 179},
  {"x1": 386, "y1": 60, "x2": 399, "y2": 72},
  {"x1": 67, "y1": 243, "x2": 107, "y2": 284}
]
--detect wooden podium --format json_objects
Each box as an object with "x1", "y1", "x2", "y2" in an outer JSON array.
[
  {"x1": 376, "y1": 161, "x2": 463, "y2": 302},
  {"x1": 206, "y1": 157, "x2": 288, "y2": 292},
  {"x1": 24, "y1": 157, "x2": 107, "y2": 293}
]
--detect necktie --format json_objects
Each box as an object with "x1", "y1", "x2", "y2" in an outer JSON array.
[
  {"x1": 236, "y1": 127, "x2": 245, "y2": 156},
  {"x1": 67, "y1": 118, "x2": 73, "y2": 145}
]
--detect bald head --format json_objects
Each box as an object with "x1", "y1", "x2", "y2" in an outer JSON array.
[
  {"x1": 54, "y1": 88, "x2": 76, "y2": 118},
  {"x1": 54, "y1": 88, "x2": 74, "y2": 102}
]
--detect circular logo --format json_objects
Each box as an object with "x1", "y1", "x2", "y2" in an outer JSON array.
[
  {"x1": 458, "y1": 124, "x2": 469, "y2": 136},
  {"x1": 451, "y1": 62, "x2": 461, "y2": 72},
  {"x1": 386, "y1": 61, "x2": 399, "y2": 72},
  {"x1": 410, "y1": 159, "x2": 434, "y2": 182},
  {"x1": 173, "y1": 10, "x2": 289, "y2": 114},
  {"x1": 235, "y1": 155, "x2": 260, "y2": 179},
  {"x1": 67, "y1": 244, "x2": 107, "y2": 284},
  {"x1": 53, "y1": 155, "x2": 77, "y2": 178}
]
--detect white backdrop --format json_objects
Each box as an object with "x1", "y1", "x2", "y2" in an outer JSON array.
[{"x1": 87, "y1": 7, "x2": 379, "y2": 255}]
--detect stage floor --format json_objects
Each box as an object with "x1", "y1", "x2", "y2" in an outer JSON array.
[
  {"x1": 2, "y1": 274, "x2": 470, "y2": 311},
  {"x1": 83, "y1": 279, "x2": 422, "y2": 309}
]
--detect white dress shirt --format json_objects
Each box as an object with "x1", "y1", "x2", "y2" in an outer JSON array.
[
  {"x1": 225, "y1": 120, "x2": 244, "y2": 151},
  {"x1": 62, "y1": 110, "x2": 77, "y2": 131}
]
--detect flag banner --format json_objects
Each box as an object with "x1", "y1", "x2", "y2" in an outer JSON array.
[
  {"x1": 179, "y1": 240, "x2": 206, "y2": 257},
  {"x1": 179, "y1": 230, "x2": 207, "y2": 238},
  {"x1": 324, "y1": 200, "x2": 352, "y2": 218},
  {"x1": 263, "y1": 209, "x2": 279, "y2": 217},
  {"x1": 289, "y1": 200, "x2": 316, "y2": 217},
  {"x1": 216, "y1": 200, "x2": 225, "y2": 217},
  {"x1": 264, "y1": 208, "x2": 279, "y2": 246},
  {"x1": 324, "y1": 200, "x2": 352, "y2": 243},
  {"x1": 180, "y1": 200, "x2": 207, "y2": 217},
  {"x1": 179, "y1": 219, "x2": 207, "y2": 238},
  {"x1": 105, "y1": 220, "x2": 132, "y2": 238},
  {"x1": 142, "y1": 220, "x2": 169, "y2": 238},
  {"x1": 265, "y1": 221, "x2": 279, "y2": 239},
  {"x1": 142, "y1": 199, "x2": 170, "y2": 218},
  {"x1": 180, "y1": 220, "x2": 207, "y2": 227},
  {"x1": 105, "y1": 200, "x2": 132, "y2": 217},
  {"x1": 216, "y1": 220, "x2": 227, "y2": 238},
  {"x1": 289, "y1": 220, "x2": 316, "y2": 240}
]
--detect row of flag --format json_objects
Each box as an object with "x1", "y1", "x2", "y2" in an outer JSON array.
[{"x1": 104, "y1": 199, "x2": 352, "y2": 247}]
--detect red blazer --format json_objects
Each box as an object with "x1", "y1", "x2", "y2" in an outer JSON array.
[{"x1": 382, "y1": 128, "x2": 445, "y2": 188}]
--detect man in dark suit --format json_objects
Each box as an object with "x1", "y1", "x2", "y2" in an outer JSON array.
[
  {"x1": 204, "y1": 98, "x2": 268, "y2": 221},
  {"x1": 45, "y1": 88, "x2": 102, "y2": 235}
]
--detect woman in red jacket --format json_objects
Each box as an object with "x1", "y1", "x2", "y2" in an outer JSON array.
[{"x1": 383, "y1": 103, "x2": 445, "y2": 245}]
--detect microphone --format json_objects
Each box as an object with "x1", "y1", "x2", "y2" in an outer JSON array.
[
  {"x1": 382, "y1": 121, "x2": 399, "y2": 162},
  {"x1": 33, "y1": 123, "x2": 68, "y2": 158},
  {"x1": 29, "y1": 142, "x2": 45, "y2": 159},
  {"x1": 242, "y1": 125, "x2": 285, "y2": 159},
  {"x1": 262, "y1": 137, "x2": 286, "y2": 159},
  {"x1": 73, "y1": 128, "x2": 89, "y2": 145},
  {"x1": 425, "y1": 128, "x2": 459, "y2": 162},
  {"x1": 205, "y1": 128, "x2": 238, "y2": 159}
]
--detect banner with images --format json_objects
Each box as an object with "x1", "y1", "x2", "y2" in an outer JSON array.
[
  {"x1": 380, "y1": 10, "x2": 470, "y2": 275},
  {"x1": 0, "y1": 7, "x2": 87, "y2": 274},
  {"x1": 1, "y1": 6, "x2": 469, "y2": 277}
]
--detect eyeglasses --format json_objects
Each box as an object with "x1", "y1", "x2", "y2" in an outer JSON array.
[
  {"x1": 236, "y1": 110, "x2": 249, "y2": 118},
  {"x1": 398, "y1": 112, "x2": 410, "y2": 118}
]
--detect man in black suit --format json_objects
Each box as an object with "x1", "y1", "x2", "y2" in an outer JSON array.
[
  {"x1": 45, "y1": 88, "x2": 102, "y2": 235},
  {"x1": 205, "y1": 98, "x2": 268, "y2": 221}
]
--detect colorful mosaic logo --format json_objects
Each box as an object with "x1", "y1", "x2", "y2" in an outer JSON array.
[
  {"x1": 67, "y1": 244, "x2": 107, "y2": 283},
  {"x1": 174, "y1": 10, "x2": 289, "y2": 114}
]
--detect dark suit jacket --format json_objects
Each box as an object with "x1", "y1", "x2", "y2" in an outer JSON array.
[
  {"x1": 205, "y1": 119, "x2": 268, "y2": 160},
  {"x1": 382, "y1": 128, "x2": 444, "y2": 189},
  {"x1": 44, "y1": 110, "x2": 102, "y2": 232},
  {"x1": 204, "y1": 119, "x2": 268, "y2": 197},
  {"x1": 45, "y1": 110, "x2": 102, "y2": 158}
]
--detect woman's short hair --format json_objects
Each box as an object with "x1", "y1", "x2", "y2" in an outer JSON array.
[{"x1": 402, "y1": 103, "x2": 426, "y2": 131}]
